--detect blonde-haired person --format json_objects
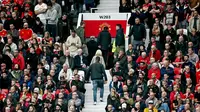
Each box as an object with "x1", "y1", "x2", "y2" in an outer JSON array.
[{"x1": 90, "y1": 49, "x2": 106, "y2": 68}]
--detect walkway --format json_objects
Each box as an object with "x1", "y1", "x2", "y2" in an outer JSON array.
[{"x1": 82, "y1": 70, "x2": 111, "y2": 112}]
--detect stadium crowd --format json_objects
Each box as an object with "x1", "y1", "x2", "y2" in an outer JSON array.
[
  {"x1": 0, "y1": 0, "x2": 99, "y2": 111},
  {"x1": 0, "y1": 0, "x2": 199, "y2": 112},
  {"x1": 104, "y1": 0, "x2": 200, "y2": 112}
]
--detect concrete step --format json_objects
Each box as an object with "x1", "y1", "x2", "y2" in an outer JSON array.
[
  {"x1": 95, "y1": 0, "x2": 119, "y2": 13},
  {"x1": 99, "y1": 1, "x2": 119, "y2": 4},
  {"x1": 95, "y1": 9, "x2": 119, "y2": 13},
  {"x1": 82, "y1": 70, "x2": 111, "y2": 112}
]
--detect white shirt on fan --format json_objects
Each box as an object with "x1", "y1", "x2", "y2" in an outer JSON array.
[{"x1": 34, "y1": 3, "x2": 47, "y2": 24}]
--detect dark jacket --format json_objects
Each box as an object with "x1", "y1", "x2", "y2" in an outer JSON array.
[
  {"x1": 115, "y1": 28, "x2": 125, "y2": 46},
  {"x1": 132, "y1": 82, "x2": 148, "y2": 98},
  {"x1": 0, "y1": 42, "x2": 4, "y2": 52},
  {"x1": 9, "y1": 18, "x2": 22, "y2": 30},
  {"x1": 23, "y1": 16, "x2": 34, "y2": 28},
  {"x1": 109, "y1": 81, "x2": 123, "y2": 93},
  {"x1": 74, "y1": 0, "x2": 84, "y2": 4},
  {"x1": 74, "y1": 55, "x2": 88, "y2": 68},
  {"x1": 119, "y1": 4, "x2": 131, "y2": 12},
  {"x1": 188, "y1": 34, "x2": 199, "y2": 49},
  {"x1": 0, "y1": 19, "x2": 10, "y2": 30},
  {"x1": 7, "y1": 29, "x2": 19, "y2": 44},
  {"x1": 88, "y1": 62, "x2": 107, "y2": 81},
  {"x1": 147, "y1": 41, "x2": 162, "y2": 53},
  {"x1": 113, "y1": 54, "x2": 127, "y2": 68},
  {"x1": 97, "y1": 30, "x2": 111, "y2": 50},
  {"x1": 76, "y1": 26, "x2": 85, "y2": 44},
  {"x1": 26, "y1": 53, "x2": 38, "y2": 71},
  {"x1": 163, "y1": 28, "x2": 177, "y2": 41},
  {"x1": 87, "y1": 39, "x2": 98, "y2": 63},
  {"x1": 32, "y1": 21, "x2": 44, "y2": 35},
  {"x1": 59, "y1": 55, "x2": 74, "y2": 68},
  {"x1": 160, "y1": 66, "x2": 174, "y2": 80},
  {"x1": 106, "y1": 94, "x2": 120, "y2": 110},
  {"x1": 182, "y1": 61, "x2": 195, "y2": 72},
  {"x1": 70, "y1": 80, "x2": 86, "y2": 93},
  {"x1": 0, "y1": 54, "x2": 12, "y2": 70},
  {"x1": 57, "y1": 18, "x2": 70, "y2": 42},
  {"x1": 128, "y1": 23, "x2": 146, "y2": 41},
  {"x1": 0, "y1": 76, "x2": 11, "y2": 89},
  {"x1": 175, "y1": 41, "x2": 187, "y2": 55},
  {"x1": 126, "y1": 49, "x2": 138, "y2": 61}
]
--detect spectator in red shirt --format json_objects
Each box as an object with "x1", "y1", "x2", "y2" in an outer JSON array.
[
  {"x1": 183, "y1": 65, "x2": 196, "y2": 86},
  {"x1": 14, "y1": 0, "x2": 24, "y2": 6},
  {"x1": 196, "y1": 60, "x2": 200, "y2": 83},
  {"x1": 20, "y1": 86, "x2": 32, "y2": 102},
  {"x1": 12, "y1": 50, "x2": 25, "y2": 70},
  {"x1": 21, "y1": 4, "x2": 33, "y2": 18},
  {"x1": 19, "y1": 22, "x2": 33, "y2": 41},
  {"x1": 183, "y1": 88, "x2": 194, "y2": 100},
  {"x1": 136, "y1": 52, "x2": 150, "y2": 65},
  {"x1": 173, "y1": 50, "x2": 184, "y2": 67},
  {"x1": 170, "y1": 85, "x2": 184, "y2": 104},
  {"x1": 149, "y1": 45, "x2": 161, "y2": 62},
  {"x1": 0, "y1": 24, "x2": 7, "y2": 43},
  {"x1": 148, "y1": 62, "x2": 161, "y2": 79},
  {"x1": 42, "y1": 90, "x2": 55, "y2": 101}
]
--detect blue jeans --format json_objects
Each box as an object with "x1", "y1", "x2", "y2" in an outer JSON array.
[{"x1": 92, "y1": 80, "x2": 104, "y2": 102}]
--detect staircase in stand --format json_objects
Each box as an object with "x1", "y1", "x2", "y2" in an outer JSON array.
[
  {"x1": 95, "y1": 0, "x2": 119, "y2": 13},
  {"x1": 82, "y1": 70, "x2": 111, "y2": 112}
]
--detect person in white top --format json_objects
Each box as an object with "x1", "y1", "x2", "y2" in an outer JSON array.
[
  {"x1": 58, "y1": 64, "x2": 73, "y2": 81},
  {"x1": 90, "y1": 50, "x2": 106, "y2": 68},
  {"x1": 34, "y1": 0, "x2": 47, "y2": 25}
]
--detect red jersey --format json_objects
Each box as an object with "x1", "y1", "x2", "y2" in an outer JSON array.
[
  {"x1": 156, "y1": 2, "x2": 165, "y2": 11},
  {"x1": 20, "y1": 92, "x2": 32, "y2": 99},
  {"x1": 184, "y1": 72, "x2": 190, "y2": 79},
  {"x1": 170, "y1": 91, "x2": 184, "y2": 102},
  {"x1": 149, "y1": 50, "x2": 161, "y2": 62},
  {"x1": 183, "y1": 93, "x2": 194, "y2": 100},
  {"x1": 21, "y1": 11, "x2": 34, "y2": 18},
  {"x1": 195, "y1": 83, "x2": 200, "y2": 91},
  {"x1": 196, "y1": 61, "x2": 200, "y2": 83},
  {"x1": 55, "y1": 89, "x2": 70, "y2": 95},
  {"x1": 0, "y1": 29, "x2": 7, "y2": 38},
  {"x1": 14, "y1": 0, "x2": 24, "y2": 6},
  {"x1": 136, "y1": 56, "x2": 150, "y2": 64},
  {"x1": 148, "y1": 68, "x2": 161, "y2": 79},
  {"x1": 196, "y1": 72, "x2": 200, "y2": 84},
  {"x1": 142, "y1": 3, "x2": 151, "y2": 12},
  {"x1": 196, "y1": 61, "x2": 200, "y2": 70},
  {"x1": 12, "y1": 54, "x2": 25, "y2": 70},
  {"x1": 174, "y1": 67, "x2": 182, "y2": 75},
  {"x1": 35, "y1": 48, "x2": 42, "y2": 56},
  {"x1": 42, "y1": 93, "x2": 55, "y2": 100},
  {"x1": 1, "y1": 0, "x2": 11, "y2": 5},
  {"x1": 19, "y1": 28, "x2": 33, "y2": 41}
]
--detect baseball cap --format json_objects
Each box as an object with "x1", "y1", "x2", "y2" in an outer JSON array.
[{"x1": 148, "y1": 100, "x2": 154, "y2": 104}]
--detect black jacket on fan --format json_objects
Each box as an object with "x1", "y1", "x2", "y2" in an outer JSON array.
[{"x1": 88, "y1": 62, "x2": 107, "y2": 81}]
